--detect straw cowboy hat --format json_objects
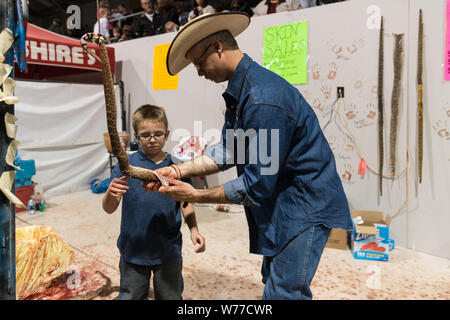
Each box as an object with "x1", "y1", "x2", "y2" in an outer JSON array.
[{"x1": 166, "y1": 12, "x2": 251, "y2": 76}]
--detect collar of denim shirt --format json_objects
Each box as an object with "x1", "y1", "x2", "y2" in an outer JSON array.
[{"x1": 222, "y1": 53, "x2": 253, "y2": 110}]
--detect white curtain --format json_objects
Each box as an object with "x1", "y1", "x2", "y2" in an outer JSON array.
[{"x1": 14, "y1": 80, "x2": 121, "y2": 197}]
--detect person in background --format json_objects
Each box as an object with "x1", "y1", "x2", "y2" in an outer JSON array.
[
  {"x1": 188, "y1": 0, "x2": 216, "y2": 21},
  {"x1": 165, "y1": 20, "x2": 178, "y2": 32},
  {"x1": 230, "y1": 0, "x2": 254, "y2": 17},
  {"x1": 157, "y1": 0, "x2": 180, "y2": 29},
  {"x1": 119, "y1": 24, "x2": 135, "y2": 41},
  {"x1": 132, "y1": 0, "x2": 165, "y2": 37},
  {"x1": 117, "y1": 3, "x2": 134, "y2": 27},
  {"x1": 98, "y1": 0, "x2": 113, "y2": 32},
  {"x1": 94, "y1": 9, "x2": 111, "y2": 44},
  {"x1": 252, "y1": 0, "x2": 301, "y2": 15},
  {"x1": 175, "y1": 1, "x2": 191, "y2": 25},
  {"x1": 213, "y1": 0, "x2": 231, "y2": 12},
  {"x1": 111, "y1": 26, "x2": 121, "y2": 43},
  {"x1": 48, "y1": 17, "x2": 66, "y2": 35},
  {"x1": 102, "y1": 104, "x2": 206, "y2": 300}
]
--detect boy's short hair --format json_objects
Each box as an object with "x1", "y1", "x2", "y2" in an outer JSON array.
[{"x1": 132, "y1": 104, "x2": 169, "y2": 133}]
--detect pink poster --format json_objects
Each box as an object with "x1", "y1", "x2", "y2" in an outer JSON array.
[{"x1": 446, "y1": 0, "x2": 450, "y2": 81}]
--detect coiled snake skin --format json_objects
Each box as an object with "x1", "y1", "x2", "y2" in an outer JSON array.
[{"x1": 80, "y1": 33, "x2": 168, "y2": 186}]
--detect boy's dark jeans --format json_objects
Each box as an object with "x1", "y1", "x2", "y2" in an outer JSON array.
[{"x1": 119, "y1": 256, "x2": 183, "y2": 300}]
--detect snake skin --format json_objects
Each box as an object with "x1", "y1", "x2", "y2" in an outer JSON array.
[{"x1": 80, "y1": 33, "x2": 166, "y2": 185}]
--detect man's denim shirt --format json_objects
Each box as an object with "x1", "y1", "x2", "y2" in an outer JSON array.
[{"x1": 205, "y1": 54, "x2": 353, "y2": 256}]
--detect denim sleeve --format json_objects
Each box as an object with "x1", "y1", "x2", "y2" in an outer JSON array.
[
  {"x1": 203, "y1": 133, "x2": 236, "y2": 172},
  {"x1": 222, "y1": 104, "x2": 293, "y2": 207}
]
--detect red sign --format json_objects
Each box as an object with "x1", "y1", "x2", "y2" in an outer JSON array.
[{"x1": 21, "y1": 23, "x2": 115, "y2": 74}]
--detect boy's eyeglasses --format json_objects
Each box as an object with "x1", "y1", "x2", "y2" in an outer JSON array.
[{"x1": 137, "y1": 132, "x2": 166, "y2": 141}]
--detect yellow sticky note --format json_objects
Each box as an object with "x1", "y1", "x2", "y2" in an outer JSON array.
[{"x1": 152, "y1": 43, "x2": 178, "y2": 90}]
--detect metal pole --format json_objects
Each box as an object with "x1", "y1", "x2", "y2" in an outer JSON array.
[{"x1": 0, "y1": 0, "x2": 16, "y2": 300}]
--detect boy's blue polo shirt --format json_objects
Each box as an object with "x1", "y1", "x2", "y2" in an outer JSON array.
[{"x1": 110, "y1": 151, "x2": 185, "y2": 266}]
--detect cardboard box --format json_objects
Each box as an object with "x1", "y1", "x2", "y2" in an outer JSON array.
[
  {"x1": 325, "y1": 228, "x2": 348, "y2": 250},
  {"x1": 351, "y1": 210, "x2": 392, "y2": 262}
]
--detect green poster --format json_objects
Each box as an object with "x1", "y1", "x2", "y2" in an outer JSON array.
[{"x1": 263, "y1": 21, "x2": 308, "y2": 85}]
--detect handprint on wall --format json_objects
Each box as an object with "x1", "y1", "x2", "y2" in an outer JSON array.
[
  {"x1": 365, "y1": 103, "x2": 377, "y2": 120},
  {"x1": 326, "y1": 135, "x2": 338, "y2": 151},
  {"x1": 344, "y1": 103, "x2": 359, "y2": 120},
  {"x1": 433, "y1": 120, "x2": 450, "y2": 140},
  {"x1": 354, "y1": 72, "x2": 365, "y2": 90},
  {"x1": 321, "y1": 85, "x2": 332, "y2": 100},
  {"x1": 312, "y1": 98, "x2": 326, "y2": 113},
  {"x1": 312, "y1": 63, "x2": 321, "y2": 80},
  {"x1": 300, "y1": 89, "x2": 311, "y2": 102},
  {"x1": 327, "y1": 62, "x2": 338, "y2": 80},
  {"x1": 341, "y1": 163, "x2": 354, "y2": 182},
  {"x1": 343, "y1": 136, "x2": 355, "y2": 153}
]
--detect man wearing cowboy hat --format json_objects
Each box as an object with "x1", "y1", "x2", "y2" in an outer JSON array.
[{"x1": 142, "y1": 12, "x2": 353, "y2": 300}]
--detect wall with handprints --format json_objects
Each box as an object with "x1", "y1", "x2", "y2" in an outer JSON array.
[{"x1": 113, "y1": 0, "x2": 450, "y2": 258}]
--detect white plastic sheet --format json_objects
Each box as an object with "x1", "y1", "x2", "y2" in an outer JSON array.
[{"x1": 14, "y1": 80, "x2": 121, "y2": 196}]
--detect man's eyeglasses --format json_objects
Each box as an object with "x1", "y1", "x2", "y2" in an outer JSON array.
[
  {"x1": 193, "y1": 43, "x2": 212, "y2": 70},
  {"x1": 137, "y1": 132, "x2": 166, "y2": 141}
]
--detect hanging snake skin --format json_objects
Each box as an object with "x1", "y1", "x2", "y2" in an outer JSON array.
[
  {"x1": 390, "y1": 33, "x2": 405, "y2": 179},
  {"x1": 378, "y1": 17, "x2": 384, "y2": 196},
  {"x1": 80, "y1": 33, "x2": 167, "y2": 186},
  {"x1": 417, "y1": 10, "x2": 424, "y2": 183}
]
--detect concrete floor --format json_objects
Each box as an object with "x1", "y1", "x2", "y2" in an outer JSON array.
[{"x1": 15, "y1": 189, "x2": 450, "y2": 300}]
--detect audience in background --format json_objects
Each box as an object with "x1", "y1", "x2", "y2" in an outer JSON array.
[
  {"x1": 132, "y1": 0, "x2": 164, "y2": 37},
  {"x1": 165, "y1": 20, "x2": 178, "y2": 32},
  {"x1": 253, "y1": 0, "x2": 301, "y2": 16},
  {"x1": 98, "y1": 0, "x2": 114, "y2": 31},
  {"x1": 119, "y1": 24, "x2": 135, "y2": 41},
  {"x1": 213, "y1": 0, "x2": 231, "y2": 12},
  {"x1": 175, "y1": 1, "x2": 190, "y2": 25},
  {"x1": 111, "y1": 26, "x2": 122, "y2": 43},
  {"x1": 117, "y1": 3, "x2": 134, "y2": 27},
  {"x1": 230, "y1": 0, "x2": 254, "y2": 17},
  {"x1": 157, "y1": 0, "x2": 180, "y2": 28},
  {"x1": 93, "y1": 8, "x2": 111, "y2": 44},
  {"x1": 47, "y1": 0, "x2": 347, "y2": 43},
  {"x1": 48, "y1": 18, "x2": 66, "y2": 35},
  {"x1": 188, "y1": 0, "x2": 216, "y2": 21}
]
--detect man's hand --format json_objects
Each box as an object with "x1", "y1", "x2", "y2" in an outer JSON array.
[
  {"x1": 190, "y1": 228, "x2": 206, "y2": 253},
  {"x1": 157, "y1": 179, "x2": 197, "y2": 202},
  {"x1": 107, "y1": 176, "x2": 129, "y2": 200},
  {"x1": 142, "y1": 166, "x2": 178, "y2": 192}
]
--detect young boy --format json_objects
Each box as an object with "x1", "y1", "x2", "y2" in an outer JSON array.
[{"x1": 102, "y1": 104, "x2": 205, "y2": 300}]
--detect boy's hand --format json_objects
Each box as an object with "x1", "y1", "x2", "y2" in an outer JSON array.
[
  {"x1": 190, "y1": 229, "x2": 205, "y2": 253},
  {"x1": 108, "y1": 176, "x2": 129, "y2": 200},
  {"x1": 142, "y1": 166, "x2": 179, "y2": 192}
]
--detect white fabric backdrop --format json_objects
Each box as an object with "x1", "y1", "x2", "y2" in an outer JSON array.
[{"x1": 14, "y1": 81, "x2": 121, "y2": 196}]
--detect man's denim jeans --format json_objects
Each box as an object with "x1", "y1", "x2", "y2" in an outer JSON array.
[
  {"x1": 261, "y1": 224, "x2": 331, "y2": 300},
  {"x1": 119, "y1": 256, "x2": 183, "y2": 300}
]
